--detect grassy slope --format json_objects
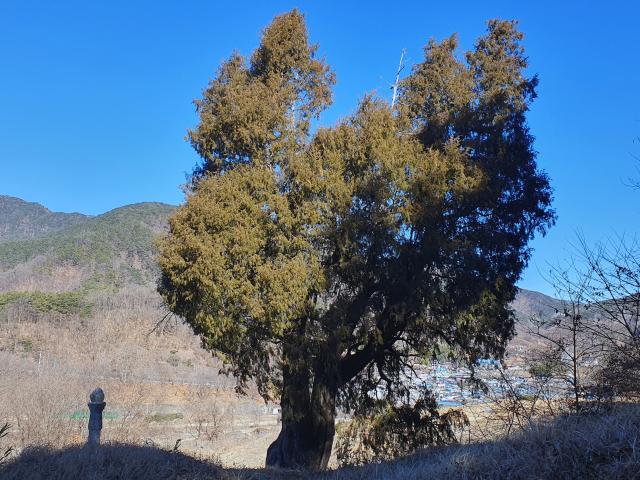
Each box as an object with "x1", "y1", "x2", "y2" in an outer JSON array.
[{"x1": 0, "y1": 196, "x2": 90, "y2": 244}]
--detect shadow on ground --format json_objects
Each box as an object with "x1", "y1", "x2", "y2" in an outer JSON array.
[
  {"x1": 0, "y1": 443, "x2": 222, "y2": 480},
  {"x1": 3, "y1": 405, "x2": 640, "y2": 480}
]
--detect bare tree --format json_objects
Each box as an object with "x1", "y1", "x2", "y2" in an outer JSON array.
[
  {"x1": 529, "y1": 233, "x2": 640, "y2": 405},
  {"x1": 527, "y1": 265, "x2": 605, "y2": 408}
]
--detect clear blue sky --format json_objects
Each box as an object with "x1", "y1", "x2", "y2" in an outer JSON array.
[{"x1": 1, "y1": 0, "x2": 639, "y2": 296}]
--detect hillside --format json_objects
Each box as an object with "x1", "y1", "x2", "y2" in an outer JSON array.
[
  {"x1": 0, "y1": 196, "x2": 243, "y2": 459},
  {"x1": 0, "y1": 196, "x2": 90, "y2": 243},
  {"x1": 0, "y1": 201, "x2": 175, "y2": 293},
  {"x1": 510, "y1": 288, "x2": 564, "y2": 322},
  {"x1": 0, "y1": 194, "x2": 574, "y2": 312},
  {"x1": 0, "y1": 194, "x2": 576, "y2": 470},
  {"x1": 0, "y1": 195, "x2": 562, "y2": 320}
]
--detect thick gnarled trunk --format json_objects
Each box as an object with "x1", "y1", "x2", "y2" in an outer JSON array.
[{"x1": 266, "y1": 375, "x2": 336, "y2": 469}]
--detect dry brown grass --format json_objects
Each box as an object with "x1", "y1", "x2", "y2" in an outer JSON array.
[
  {"x1": 2, "y1": 404, "x2": 640, "y2": 479},
  {"x1": 3, "y1": 286, "x2": 640, "y2": 478},
  {"x1": 0, "y1": 286, "x2": 263, "y2": 455},
  {"x1": 0, "y1": 360, "x2": 267, "y2": 453}
]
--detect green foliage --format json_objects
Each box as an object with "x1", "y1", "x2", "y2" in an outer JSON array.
[
  {"x1": 150, "y1": 413, "x2": 183, "y2": 423},
  {"x1": 79, "y1": 304, "x2": 93, "y2": 318},
  {"x1": 186, "y1": 10, "x2": 335, "y2": 177},
  {"x1": 120, "y1": 263, "x2": 145, "y2": 285},
  {"x1": 30, "y1": 291, "x2": 84, "y2": 314},
  {"x1": 0, "y1": 290, "x2": 92, "y2": 317},
  {"x1": 167, "y1": 354, "x2": 180, "y2": 367},
  {"x1": 56, "y1": 412, "x2": 121, "y2": 420},
  {"x1": 32, "y1": 261, "x2": 54, "y2": 275},
  {"x1": 81, "y1": 268, "x2": 125, "y2": 291},
  {"x1": 157, "y1": 11, "x2": 555, "y2": 468},
  {"x1": 418, "y1": 342, "x2": 454, "y2": 364},
  {"x1": 529, "y1": 359, "x2": 563, "y2": 378},
  {"x1": 0, "y1": 195, "x2": 89, "y2": 244},
  {"x1": 0, "y1": 291, "x2": 27, "y2": 308},
  {"x1": 18, "y1": 336, "x2": 33, "y2": 353}
]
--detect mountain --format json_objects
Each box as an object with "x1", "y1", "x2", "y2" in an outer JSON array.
[
  {"x1": 0, "y1": 195, "x2": 90, "y2": 243},
  {"x1": 0, "y1": 195, "x2": 563, "y2": 319},
  {"x1": 0, "y1": 200, "x2": 175, "y2": 292},
  {"x1": 511, "y1": 288, "x2": 564, "y2": 322}
]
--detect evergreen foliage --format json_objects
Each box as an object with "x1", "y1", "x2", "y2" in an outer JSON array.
[
  {"x1": 0, "y1": 196, "x2": 89, "y2": 244},
  {"x1": 156, "y1": 11, "x2": 555, "y2": 469},
  {"x1": 336, "y1": 391, "x2": 469, "y2": 465},
  {"x1": 0, "y1": 290, "x2": 91, "y2": 316}
]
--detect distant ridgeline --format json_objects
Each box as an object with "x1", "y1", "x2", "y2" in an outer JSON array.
[
  {"x1": 0, "y1": 196, "x2": 561, "y2": 323},
  {"x1": 0, "y1": 196, "x2": 175, "y2": 291},
  {"x1": 0, "y1": 195, "x2": 90, "y2": 243}
]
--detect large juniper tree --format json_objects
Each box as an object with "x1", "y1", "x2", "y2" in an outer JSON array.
[{"x1": 156, "y1": 10, "x2": 555, "y2": 469}]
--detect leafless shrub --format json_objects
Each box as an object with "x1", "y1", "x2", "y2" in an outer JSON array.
[
  {"x1": 521, "y1": 233, "x2": 640, "y2": 407},
  {"x1": 0, "y1": 423, "x2": 13, "y2": 463},
  {"x1": 0, "y1": 369, "x2": 88, "y2": 448},
  {"x1": 0, "y1": 284, "x2": 259, "y2": 462},
  {"x1": 183, "y1": 386, "x2": 230, "y2": 445}
]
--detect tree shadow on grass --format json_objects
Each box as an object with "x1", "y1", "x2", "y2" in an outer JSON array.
[
  {"x1": 3, "y1": 406, "x2": 640, "y2": 480},
  {"x1": 0, "y1": 443, "x2": 221, "y2": 480}
]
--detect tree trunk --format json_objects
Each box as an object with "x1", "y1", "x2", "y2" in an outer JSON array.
[{"x1": 266, "y1": 375, "x2": 336, "y2": 469}]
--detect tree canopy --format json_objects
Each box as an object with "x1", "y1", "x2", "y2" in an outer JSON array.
[{"x1": 156, "y1": 10, "x2": 555, "y2": 469}]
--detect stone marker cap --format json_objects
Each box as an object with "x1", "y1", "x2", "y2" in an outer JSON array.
[{"x1": 90, "y1": 388, "x2": 105, "y2": 403}]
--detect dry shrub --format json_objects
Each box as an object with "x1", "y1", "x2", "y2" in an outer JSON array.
[
  {"x1": 0, "y1": 423, "x2": 12, "y2": 463},
  {"x1": 182, "y1": 386, "x2": 231, "y2": 444},
  {"x1": 0, "y1": 358, "x2": 175, "y2": 450},
  {"x1": 0, "y1": 369, "x2": 88, "y2": 448},
  {"x1": 330, "y1": 403, "x2": 640, "y2": 480},
  {"x1": 464, "y1": 365, "x2": 560, "y2": 443},
  {"x1": 0, "y1": 260, "x2": 87, "y2": 296},
  {"x1": 593, "y1": 342, "x2": 640, "y2": 402}
]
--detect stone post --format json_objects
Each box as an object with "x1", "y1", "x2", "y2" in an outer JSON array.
[{"x1": 87, "y1": 388, "x2": 106, "y2": 446}]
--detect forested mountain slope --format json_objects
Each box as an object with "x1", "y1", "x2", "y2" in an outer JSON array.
[
  {"x1": 0, "y1": 195, "x2": 561, "y2": 317},
  {"x1": 0, "y1": 200, "x2": 175, "y2": 293},
  {"x1": 0, "y1": 195, "x2": 90, "y2": 243}
]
